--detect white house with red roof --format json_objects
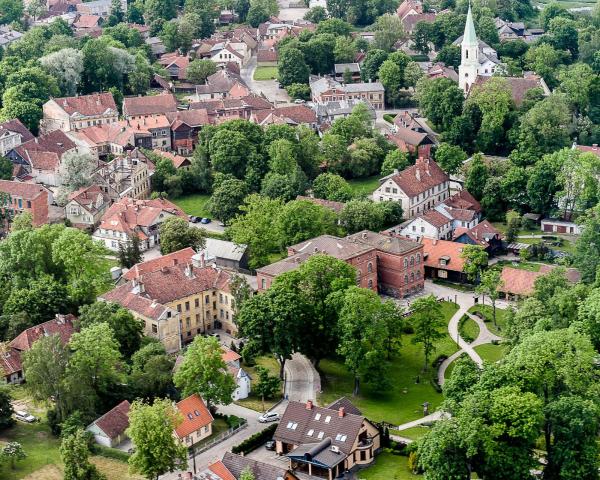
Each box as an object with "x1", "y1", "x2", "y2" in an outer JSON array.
[
  {"x1": 221, "y1": 346, "x2": 251, "y2": 400},
  {"x1": 0, "y1": 119, "x2": 34, "y2": 156},
  {"x1": 86, "y1": 400, "x2": 131, "y2": 448},
  {"x1": 65, "y1": 184, "x2": 110, "y2": 229},
  {"x1": 396, "y1": 209, "x2": 454, "y2": 240},
  {"x1": 372, "y1": 157, "x2": 450, "y2": 218},
  {"x1": 91, "y1": 197, "x2": 186, "y2": 251},
  {"x1": 174, "y1": 394, "x2": 214, "y2": 447},
  {"x1": 41, "y1": 92, "x2": 119, "y2": 134}
]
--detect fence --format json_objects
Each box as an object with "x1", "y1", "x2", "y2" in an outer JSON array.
[{"x1": 190, "y1": 420, "x2": 248, "y2": 458}]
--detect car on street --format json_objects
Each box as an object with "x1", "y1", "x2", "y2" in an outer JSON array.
[
  {"x1": 200, "y1": 218, "x2": 211, "y2": 224},
  {"x1": 15, "y1": 411, "x2": 36, "y2": 423},
  {"x1": 189, "y1": 216, "x2": 201, "y2": 223},
  {"x1": 265, "y1": 440, "x2": 276, "y2": 450},
  {"x1": 258, "y1": 412, "x2": 280, "y2": 423},
  {"x1": 294, "y1": 99, "x2": 305, "y2": 104}
]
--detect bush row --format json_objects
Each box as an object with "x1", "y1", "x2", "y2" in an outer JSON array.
[{"x1": 232, "y1": 423, "x2": 278, "y2": 454}]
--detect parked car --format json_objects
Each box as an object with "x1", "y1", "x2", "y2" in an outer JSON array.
[
  {"x1": 189, "y1": 216, "x2": 201, "y2": 223},
  {"x1": 265, "y1": 440, "x2": 276, "y2": 450},
  {"x1": 294, "y1": 99, "x2": 305, "y2": 104},
  {"x1": 200, "y1": 218, "x2": 211, "y2": 224},
  {"x1": 15, "y1": 411, "x2": 36, "y2": 423},
  {"x1": 258, "y1": 412, "x2": 280, "y2": 423}
]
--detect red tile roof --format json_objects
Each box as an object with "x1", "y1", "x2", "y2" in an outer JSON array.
[
  {"x1": 273, "y1": 105, "x2": 317, "y2": 124},
  {"x1": 221, "y1": 347, "x2": 241, "y2": 364},
  {"x1": 421, "y1": 238, "x2": 466, "y2": 272},
  {"x1": 52, "y1": 92, "x2": 117, "y2": 117},
  {"x1": 10, "y1": 314, "x2": 76, "y2": 352},
  {"x1": 0, "y1": 348, "x2": 22, "y2": 377},
  {"x1": 0, "y1": 180, "x2": 49, "y2": 200},
  {"x1": 257, "y1": 49, "x2": 278, "y2": 62},
  {"x1": 576, "y1": 144, "x2": 600, "y2": 158},
  {"x1": 444, "y1": 190, "x2": 481, "y2": 212},
  {"x1": 93, "y1": 400, "x2": 131, "y2": 439},
  {"x1": 73, "y1": 13, "x2": 102, "y2": 29},
  {"x1": 100, "y1": 285, "x2": 174, "y2": 321},
  {"x1": 174, "y1": 394, "x2": 213, "y2": 438},
  {"x1": 123, "y1": 92, "x2": 178, "y2": 117},
  {"x1": 166, "y1": 109, "x2": 211, "y2": 129},
  {"x1": 152, "y1": 149, "x2": 190, "y2": 169},
  {"x1": 499, "y1": 267, "x2": 543, "y2": 296},
  {"x1": 68, "y1": 184, "x2": 109, "y2": 215},
  {"x1": 207, "y1": 461, "x2": 236, "y2": 480},
  {"x1": 123, "y1": 248, "x2": 196, "y2": 281},
  {"x1": 15, "y1": 130, "x2": 76, "y2": 171},
  {"x1": 388, "y1": 158, "x2": 448, "y2": 198},
  {"x1": 421, "y1": 209, "x2": 451, "y2": 228},
  {"x1": 0, "y1": 119, "x2": 34, "y2": 143}
]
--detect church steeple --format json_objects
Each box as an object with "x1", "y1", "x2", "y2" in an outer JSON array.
[
  {"x1": 458, "y1": 2, "x2": 480, "y2": 93},
  {"x1": 463, "y1": 3, "x2": 478, "y2": 46}
]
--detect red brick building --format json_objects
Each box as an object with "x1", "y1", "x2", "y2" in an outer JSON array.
[{"x1": 0, "y1": 180, "x2": 50, "y2": 227}]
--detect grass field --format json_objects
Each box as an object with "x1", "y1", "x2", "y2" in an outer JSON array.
[
  {"x1": 318, "y1": 302, "x2": 459, "y2": 425},
  {"x1": 172, "y1": 193, "x2": 211, "y2": 218},
  {"x1": 358, "y1": 452, "x2": 422, "y2": 480},
  {"x1": 474, "y1": 343, "x2": 507, "y2": 364},
  {"x1": 458, "y1": 315, "x2": 479, "y2": 343},
  {"x1": 236, "y1": 356, "x2": 282, "y2": 412},
  {"x1": 494, "y1": 259, "x2": 541, "y2": 272},
  {"x1": 253, "y1": 66, "x2": 278, "y2": 80},
  {"x1": 348, "y1": 176, "x2": 380, "y2": 198},
  {"x1": 392, "y1": 426, "x2": 430, "y2": 441},
  {"x1": 468, "y1": 304, "x2": 509, "y2": 337}
]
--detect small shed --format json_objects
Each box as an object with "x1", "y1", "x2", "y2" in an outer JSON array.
[
  {"x1": 86, "y1": 400, "x2": 131, "y2": 448},
  {"x1": 541, "y1": 218, "x2": 581, "y2": 235}
]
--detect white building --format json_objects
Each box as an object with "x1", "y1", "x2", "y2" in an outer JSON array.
[{"x1": 395, "y1": 209, "x2": 454, "y2": 240}]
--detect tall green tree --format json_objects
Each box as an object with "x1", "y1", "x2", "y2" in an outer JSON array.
[
  {"x1": 476, "y1": 269, "x2": 503, "y2": 327},
  {"x1": 0, "y1": 388, "x2": 14, "y2": 431},
  {"x1": 460, "y1": 245, "x2": 488, "y2": 282},
  {"x1": 253, "y1": 366, "x2": 281, "y2": 411},
  {"x1": 415, "y1": 77, "x2": 464, "y2": 132},
  {"x1": 158, "y1": 217, "x2": 206, "y2": 255},
  {"x1": 61, "y1": 429, "x2": 106, "y2": 480},
  {"x1": 278, "y1": 48, "x2": 310, "y2": 87},
  {"x1": 410, "y1": 295, "x2": 445, "y2": 371}
]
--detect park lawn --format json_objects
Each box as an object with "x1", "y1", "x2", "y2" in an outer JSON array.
[
  {"x1": 253, "y1": 66, "x2": 278, "y2": 80},
  {"x1": 318, "y1": 302, "x2": 459, "y2": 425},
  {"x1": 493, "y1": 259, "x2": 541, "y2": 272},
  {"x1": 236, "y1": 356, "x2": 283, "y2": 412},
  {"x1": 392, "y1": 426, "x2": 430, "y2": 441},
  {"x1": 468, "y1": 304, "x2": 509, "y2": 337},
  {"x1": 358, "y1": 452, "x2": 422, "y2": 480},
  {"x1": 474, "y1": 343, "x2": 506, "y2": 364},
  {"x1": 516, "y1": 236, "x2": 576, "y2": 255},
  {"x1": 172, "y1": 193, "x2": 211, "y2": 218},
  {"x1": 19, "y1": 458, "x2": 141, "y2": 480},
  {"x1": 348, "y1": 176, "x2": 380, "y2": 198},
  {"x1": 490, "y1": 222, "x2": 540, "y2": 236},
  {"x1": 458, "y1": 315, "x2": 479, "y2": 343}
]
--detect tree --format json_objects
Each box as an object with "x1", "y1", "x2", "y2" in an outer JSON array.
[
  {"x1": 278, "y1": 48, "x2": 309, "y2": 86},
  {"x1": 312, "y1": 173, "x2": 353, "y2": 202},
  {"x1": 246, "y1": 4, "x2": 269, "y2": 27},
  {"x1": 574, "y1": 205, "x2": 600, "y2": 283},
  {"x1": 0, "y1": 388, "x2": 14, "y2": 430},
  {"x1": 285, "y1": 83, "x2": 311, "y2": 101},
  {"x1": 144, "y1": 0, "x2": 177, "y2": 23},
  {"x1": 61, "y1": 429, "x2": 106, "y2": 480},
  {"x1": 186, "y1": 59, "x2": 217, "y2": 84},
  {"x1": 40, "y1": 48, "x2": 84, "y2": 96},
  {"x1": 460, "y1": 245, "x2": 488, "y2": 282},
  {"x1": 316, "y1": 18, "x2": 352, "y2": 36},
  {"x1": 410, "y1": 295, "x2": 445, "y2": 371},
  {"x1": 107, "y1": 0, "x2": 124, "y2": 26},
  {"x1": 434, "y1": 143, "x2": 467, "y2": 175},
  {"x1": 304, "y1": 6, "x2": 327, "y2": 23},
  {"x1": 404, "y1": 61, "x2": 423, "y2": 89},
  {"x1": 415, "y1": 77, "x2": 464, "y2": 132},
  {"x1": 373, "y1": 14, "x2": 405, "y2": 52},
  {"x1": 334, "y1": 37, "x2": 356, "y2": 64},
  {"x1": 78, "y1": 302, "x2": 144, "y2": 360},
  {"x1": 378, "y1": 59, "x2": 402, "y2": 107},
  {"x1": 464, "y1": 154, "x2": 489, "y2": 200},
  {"x1": 209, "y1": 177, "x2": 249, "y2": 224},
  {"x1": 442, "y1": 356, "x2": 480, "y2": 407},
  {"x1": 548, "y1": 16, "x2": 578, "y2": 58},
  {"x1": 360, "y1": 49, "x2": 388, "y2": 81},
  {"x1": 253, "y1": 366, "x2": 281, "y2": 411},
  {"x1": 127, "y1": 399, "x2": 187, "y2": 480},
  {"x1": 173, "y1": 336, "x2": 236, "y2": 408},
  {"x1": 339, "y1": 200, "x2": 386, "y2": 234},
  {"x1": 476, "y1": 269, "x2": 503, "y2": 327},
  {"x1": 129, "y1": 342, "x2": 175, "y2": 400},
  {"x1": 158, "y1": 217, "x2": 205, "y2": 255},
  {"x1": 525, "y1": 153, "x2": 563, "y2": 215},
  {"x1": 0, "y1": 0, "x2": 23, "y2": 24},
  {"x1": 58, "y1": 150, "x2": 95, "y2": 199},
  {"x1": 276, "y1": 199, "x2": 338, "y2": 247},
  {"x1": 239, "y1": 468, "x2": 256, "y2": 480},
  {"x1": 412, "y1": 20, "x2": 433, "y2": 54},
  {"x1": 524, "y1": 43, "x2": 569, "y2": 88},
  {"x1": 2, "y1": 442, "x2": 26, "y2": 470},
  {"x1": 381, "y1": 150, "x2": 409, "y2": 176},
  {"x1": 0, "y1": 156, "x2": 12, "y2": 180},
  {"x1": 229, "y1": 274, "x2": 252, "y2": 316},
  {"x1": 435, "y1": 44, "x2": 461, "y2": 68},
  {"x1": 476, "y1": 15, "x2": 499, "y2": 46},
  {"x1": 118, "y1": 234, "x2": 143, "y2": 269},
  {"x1": 418, "y1": 419, "x2": 471, "y2": 480}
]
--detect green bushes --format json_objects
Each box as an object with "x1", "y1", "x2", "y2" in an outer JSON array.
[
  {"x1": 91, "y1": 444, "x2": 131, "y2": 461},
  {"x1": 383, "y1": 113, "x2": 396, "y2": 123},
  {"x1": 232, "y1": 423, "x2": 278, "y2": 454}
]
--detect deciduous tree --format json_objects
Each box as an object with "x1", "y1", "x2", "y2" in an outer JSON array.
[
  {"x1": 158, "y1": 217, "x2": 206, "y2": 255},
  {"x1": 61, "y1": 429, "x2": 106, "y2": 480},
  {"x1": 410, "y1": 295, "x2": 445, "y2": 371}
]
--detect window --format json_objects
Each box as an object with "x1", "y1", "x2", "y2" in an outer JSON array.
[
  {"x1": 324, "y1": 415, "x2": 331, "y2": 423},
  {"x1": 421, "y1": 227, "x2": 425, "y2": 233},
  {"x1": 404, "y1": 275, "x2": 408, "y2": 284},
  {"x1": 185, "y1": 301, "x2": 190, "y2": 311},
  {"x1": 26, "y1": 200, "x2": 31, "y2": 208},
  {"x1": 205, "y1": 296, "x2": 209, "y2": 304},
  {"x1": 403, "y1": 258, "x2": 408, "y2": 268},
  {"x1": 177, "y1": 304, "x2": 182, "y2": 313},
  {"x1": 367, "y1": 262, "x2": 373, "y2": 273},
  {"x1": 438, "y1": 270, "x2": 448, "y2": 279},
  {"x1": 307, "y1": 429, "x2": 314, "y2": 436},
  {"x1": 286, "y1": 422, "x2": 298, "y2": 430},
  {"x1": 315, "y1": 413, "x2": 321, "y2": 420},
  {"x1": 410, "y1": 256, "x2": 414, "y2": 266},
  {"x1": 317, "y1": 431, "x2": 324, "y2": 439},
  {"x1": 411, "y1": 272, "x2": 415, "y2": 282},
  {"x1": 152, "y1": 324, "x2": 158, "y2": 334},
  {"x1": 335, "y1": 434, "x2": 347, "y2": 442},
  {"x1": 368, "y1": 279, "x2": 373, "y2": 289},
  {"x1": 195, "y1": 298, "x2": 199, "y2": 308},
  {"x1": 186, "y1": 318, "x2": 190, "y2": 328},
  {"x1": 261, "y1": 279, "x2": 266, "y2": 289},
  {"x1": 417, "y1": 254, "x2": 421, "y2": 263}
]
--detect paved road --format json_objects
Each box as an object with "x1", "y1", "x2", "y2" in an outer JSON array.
[
  {"x1": 284, "y1": 353, "x2": 320, "y2": 403},
  {"x1": 240, "y1": 56, "x2": 290, "y2": 105}
]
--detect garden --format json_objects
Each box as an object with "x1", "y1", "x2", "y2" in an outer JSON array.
[{"x1": 253, "y1": 66, "x2": 279, "y2": 81}]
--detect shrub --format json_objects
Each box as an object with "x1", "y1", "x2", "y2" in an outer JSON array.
[
  {"x1": 383, "y1": 113, "x2": 396, "y2": 123},
  {"x1": 232, "y1": 423, "x2": 278, "y2": 454},
  {"x1": 91, "y1": 444, "x2": 131, "y2": 462}
]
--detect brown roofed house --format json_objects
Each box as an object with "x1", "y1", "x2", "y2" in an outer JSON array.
[
  {"x1": 420, "y1": 237, "x2": 468, "y2": 283},
  {"x1": 123, "y1": 92, "x2": 178, "y2": 120},
  {"x1": 41, "y1": 92, "x2": 119, "y2": 134},
  {"x1": 197, "y1": 452, "x2": 300, "y2": 480},
  {"x1": 65, "y1": 184, "x2": 110, "y2": 229},
  {"x1": 86, "y1": 400, "x2": 131, "y2": 448},
  {"x1": 0, "y1": 180, "x2": 50, "y2": 227},
  {"x1": 0, "y1": 118, "x2": 34, "y2": 156}
]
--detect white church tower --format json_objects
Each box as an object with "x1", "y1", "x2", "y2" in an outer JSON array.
[{"x1": 458, "y1": 4, "x2": 479, "y2": 93}]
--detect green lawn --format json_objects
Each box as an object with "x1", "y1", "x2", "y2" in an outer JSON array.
[
  {"x1": 493, "y1": 260, "x2": 541, "y2": 272},
  {"x1": 392, "y1": 426, "x2": 430, "y2": 441},
  {"x1": 490, "y1": 222, "x2": 540, "y2": 236},
  {"x1": 515, "y1": 236, "x2": 575, "y2": 255},
  {"x1": 458, "y1": 315, "x2": 479, "y2": 343},
  {"x1": 236, "y1": 356, "x2": 283, "y2": 412},
  {"x1": 474, "y1": 343, "x2": 506, "y2": 364},
  {"x1": 348, "y1": 176, "x2": 380, "y2": 198},
  {"x1": 358, "y1": 452, "x2": 422, "y2": 480},
  {"x1": 318, "y1": 302, "x2": 459, "y2": 425},
  {"x1": 432, "y1": 279, "x2": 475, "y2": 292},
  {"x1": 468, "y1": 305, "x2": 509, "y2": 337},
  {"x1": 172, "y1": 193, "x2": 211, "y2": 218},
  {"x1": 253, "y1": 66, "x2": 278, "y2": 80}
]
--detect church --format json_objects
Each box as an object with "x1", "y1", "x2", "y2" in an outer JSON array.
[{"x1": 454, "y1": 5, "x2": 501, "y2": 93}]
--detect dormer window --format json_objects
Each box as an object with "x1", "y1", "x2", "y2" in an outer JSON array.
[
  {"x1": 324, "y1": 416, "x2": 331, "y2": 423},
  {"x1": 315, "y1": 413, "x2": 321, "y2": 420},
  {"x1": 307, "y1": 429, "x2": 314, "y2": 436},
  {"x1": 317, "y1": 431, "x2": 324, "y2": 439}
]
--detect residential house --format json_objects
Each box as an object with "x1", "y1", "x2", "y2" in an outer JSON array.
[
  {"x1": 75, "y1": 0, "x2": 126, "y2": 16},
  {"x1": 106, "y1": 247, "x2": 239, "y2": 340},
  {"x1": 1, "y1": 314, "x2": 76, "y2": 384},
  {"x1": 334, "y1": 63, "x2": 361, "y2": 82},
  {"x1": 495, "y1": 17, "x2": 544, "y2": 43},
  {"x1": 145, "y1": 36, "x2": 166, "y2": 58},
  {"x1": 310, "y1": 76, "x2": 385, "y2": 109},
  {"x1": 499, "y1": 265, "x2": 580, "y2": 300},
  {"x1": 127, "y1": 115, "x2": 172, "y2": 151},
  {"x1": 72, "y1": 13, "x2": 103, "y2": 36},
  {"x1": 152, "y1": 149, "x2": 191, "y2": 169},
  {"x1": 541, "y1": 218, "x2": 581, "y2": 235},
  {"x1": 426, "y1": 63, "x2": 459, "y2": 82},
  {"x1": 0, "y1": 180, "x2": 50, "y2": 227},
  {"x1": 222, "y1": 347, "x2": 251, "y2": 401},
  {"x1": 199, "y1": 452, "x2": 300, "y2": 480},
  {"x1": 296, "y1": 196, "x2": 345, "y2": 215},
  {"x1": 128, "y1": 23, "x2": 150, "y2": 39},
  {"x1": 420, "y1": 237, "x2": 468, "y2": 283},
  {"x1": 394, "y1": 209, "x2": 454, "y2": 241},
  {"x1": 257, "y1": 48, "x2": 278, "y2": 67},
  {"x1": 387, "y1": 127, "x2": 435, "y2": 155},
  {"x1": 346, "y1": 230, "x2": 425, "y2": 298},
  {"x1": 469, "y1": 74, "x2": 550, "y2": 107},
  {"x1": 92, "y1": 197, "x2": 186, "y2": 252},
  {"x1": 7, "y1": 130, "x2": 78, "y2": 187},
  {"x1": 453, "y1": 219, "x2": 503, "y2": 254},
  {"x1": 372, "y1": 157, "x2": 450, "y2": 218},
  {"x1": 165, "y1": 109, "x2": 211, "y2": 155},
  {"x1": 314, "y1": 100, "x2": 376, "y2": 126},
  {"x1": 195, "y1": 69, "x2": 250, "y2": 101},
  {"x1": 252, "y1": 105, "x2": 318, "y2": 129},
  {"x1": 189, "y1": 95, "x2": 273, "y2": 123},
  {"x1": 86, "y1": 400, "x2": 131, "y2": 448},
  {"x1": 174, "y1": 394, "x2": 214, "y2": 448},
  {"x1": 65, "y1": 184, "x2": 110, "y2": 229},
  {"x1": 0, "y1": 119, "x2": 34, "y2": 156},
  {"x1": 158, "y1": 53, "x2": 191, "y2": 82},
  {"x1": 123, "y1": 92, "x2": 178, "y2": 120},
  {"x1": 209, "y1": 41, "x2": 249, "y2": 68},
  {"x1": 92, "y1": 148, "x2": 154, "y2": 200},
  {"x1": 396, "y1": 0, "x2": 436, "y2": 34},
  {"x1": 0, "y1": 26, "x2": 23, "y2": 48},
  {"x1": 66, "y1": 121, "x2": 138, "y2": 159},
  {"x1": 257, "y1": 235, "x2": 378, "y2": 292},
  {"x1": 274, "y1": 399, "x2": 380, "y2": 480},
  {"x1": 575, "y1": 143, "x2": 600, "y2": 158},
  {"x1": 198, "y1": 238, "x2": 250, "y2": 272}
]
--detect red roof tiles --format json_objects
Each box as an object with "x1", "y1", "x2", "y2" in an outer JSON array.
[
  {"x1": 53, "y1": 92, "x2": 117, "y2": 117},
  {"x1": 93, "y1": 400, "x2": 131, "y2": 439},
  {"x1": 10, "y1": 314, "x2": 76, "y2": 352},
  {"x1": 421, "y1": 238, "x2": 466, "y2": 272},
  {"x1": 123, "y1": 247, "x2": 196, "y2": 281},
  {"x1": 123, "y1": 92, "x2": 178, "y2": 117},
  {"x1": 175, "y1": 394, "x2": 213, "y2": 438},
  {"x1": 0, "y1": 180, "x2": 49, "y2": 200},
  {"x1": 388, "y1": 158, "x2": 449, "y2": 198}
]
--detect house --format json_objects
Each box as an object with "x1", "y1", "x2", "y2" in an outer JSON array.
[
  {"x1": 174, "y1": 394, "x2": 214, "y2": 448},
  {"x1": 346, "y1": 230, "x2": 425, "y2": 298},
  {"x1": 222, "y1": 347, "x2": 251, "y2": 400},
  {"x1": 199, "y1": 452, "x2": 300, "y2": 480},
  {"x1": 65, "y1": 184, "x2": 110, "y2": 229},
  {"x1": 0, "y1": 180, "x2": 50, "y2": 227},
  {"x1": 72, "y1": 13, "x2": 103, "y2": 36},
  {"x1": 469, "y1": 74, "x2": 550, "y2": 107},
  {"x1": 189, "y1": 95, "x2": 273, "y2": 123},
  {"x1": 314, "y1": 100, "x2": 376, "y2": 126},
  {"x1": 396, "y1": 0, "x2": 436, "y2": 34},
  {"x1": 252, "y1": 105, "x2": 318, "y2": 129},
  {"x1": 453, "y1": 220, "x2": 503, "y2": 254},
  {"x1": 296, "y1": 196, "x2": 345, "y2": 214},
  {"x1": 0, "y1": 26, "x2": 23, "y2": 48},
  {"x1": 198, "y1": 238, "x2": 250, "y2": 271},
  {"x1": 86, "y1": 400, "x2": 131, "y2": 448},
  {"x1": 427, "y1": 63, "x2": 458, "y2": 82},
  {"x1": 152, "y1": 149, "x2": 191, "y2": 169},
  {"x1": 498, "y1": 266, "x2": 544, "y2": 299},
  {"x1": 372, "y1": 157, "x2": 450, "y2": 218},
  {"x1": 1, "y1": 314, "x2": 76, "y2": 384},
  {"x1": 104, "y1": 248, "x2": 239, "y2": 342},
  {"x1": 575, "y1": 143, "x2": 600, "y2": 158},
  {"x1": 495, "y1": 18, "x2": 544, "y2": 43},
  {"x1": 195, "y1": 69, "x2": 250, "y2": 101},
  {"x1": 309, "y1": 76, "x2": 385, "y2": 109},
  {"x1": 75, "y1": 0, "x2": 126, "y2": 16},
  {"x1": 66, "y1": 121, "x2": 138, "y2": 159},
  {"x1": 158, "y1": 53, "x2": 191, "y2": 81},
  {"x1": 387, "y1": 127, "x2": 435, "y2": 155},
  {"x1": 7, "y1": 130, "x2": 78, "y2": 187},
  {"x1": 0, "y1": 119, "x2": 34, "y2": 156},
  {"x1": 334, "y1": 63, "x2": 361, "y2": 82},
  {"x1": 123, "y1": 92, "x2": 178, "y2": 120},
  {"x1": 395, "y1": 209, "x2": 454, "y2": 241},
  {"x1": 127, "y1": 115, "x2": 172, "y2": 151},
  {"x1": 257, "y1": 235, "x2": 378, "y2": 292},
  {"x1": 456, "y1": 5, "x2": 501, "y2": 93},
  {"x1": 165, "y1": 110, "x2": 211, "y2": 155},
  {"x1": 420, "y1": 237, "x2": 468, "y2": 283},
  {"x1": 209, "y1": 41, "x2": 249, "y2": 68},
  {"x1": 257, "y1": 48, "x2": 278, "y2": 67},
  {"x1": 145, "y1": 36, "x2": 166, "y2": 57},
  {"x1": 541, "y1": 218, "x2": 581, "y2": 235},
  {"x1": 274, "y1": 399, "x2": 380, "y2": 480},
  {"x1": 92, "y1": 197, "x2": 186, "y2": 252},
  {"x1": 92, "y1": 148, "x2": 154, "y2": 200}
]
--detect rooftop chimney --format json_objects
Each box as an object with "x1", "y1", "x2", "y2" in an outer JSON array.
[
  {"x1": 338, "y1": 407, "x2": 345, "y2": 417},
  {"x1": 306, "y1": 400, "x2": 313, "y2": 410},
  {"x1": 362, "y1": 232, "x2": 368, "y2": 239},
  {"x1": 173, "y1": 258, "x2": 179, "y2": 266}
]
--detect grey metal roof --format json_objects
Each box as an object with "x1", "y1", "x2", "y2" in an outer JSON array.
[
  {"x1": 343, "y1": 81, "x2": 384, "y2": 92},
  {"x1": 334, "y1": 63, "x2": 361, "y2": 74},
  {"x1": 200, "y1": 238, "x2": 247, "y2": 262}
]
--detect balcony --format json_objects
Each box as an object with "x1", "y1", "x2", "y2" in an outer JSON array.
[{"x1": 356, "y1": 437, "x2": 373, "y2": 450}]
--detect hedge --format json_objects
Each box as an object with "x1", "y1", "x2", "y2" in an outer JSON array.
[
  {"x1": 91, "y1": 444, "x2": 131, "y2": 462},
  {"x1": 383, "y1": 113, "x2": 396, "y2": 123},
  {"x1": 232, "y1": 423, "x2": 278, "y2": 454}
]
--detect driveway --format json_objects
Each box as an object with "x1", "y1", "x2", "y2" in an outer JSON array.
[
  {"x1": 241, "y1": 56, "x2": 290, "y2": 105},
  {"x1": 284, "y1": 353, "x2": 320, "y2": 403},
  {"x1": 277, "y1": 0, "x2": 309, "y2": 21}
]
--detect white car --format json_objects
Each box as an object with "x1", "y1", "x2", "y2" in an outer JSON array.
[
  {"x1": 14, "y1": 410, "x2": 36, "y2": 423},
  {"x1": 258, "y1": 412, "x2": 280, "y2": 423}
]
